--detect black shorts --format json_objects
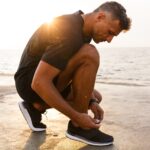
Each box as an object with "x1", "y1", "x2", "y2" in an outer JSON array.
[{"x1": 15, "y1": 70, "x2": 71, "y2": 105}]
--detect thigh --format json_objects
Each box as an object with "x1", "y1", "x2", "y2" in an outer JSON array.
[
  {"x1": 16, "y1": 70, "x2": 71, "y2": 105},
  {"x1": 15, "y1": 70, "x2": 46, "y2": 105},
  {"x1": 54, "y1": 44, "x2": 99, "y2": 91},
  {"x1": 65, "y1": 44, "x2": 99, "y2": 73}
]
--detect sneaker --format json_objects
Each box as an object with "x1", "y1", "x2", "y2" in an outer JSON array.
[
  {"x1": 66, "y1": 121, "x2": 113, "y2": 146},
  {"x1": 18, "y1": 101, "x2": 46, "y2": 132}
]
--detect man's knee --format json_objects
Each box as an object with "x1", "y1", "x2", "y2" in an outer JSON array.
[
  {"x1": 65, "y1": 44, "x2": 100, "y2": 74},
  {"x1": 79, "y1": 44, "x2": 100, "y2": 68}
]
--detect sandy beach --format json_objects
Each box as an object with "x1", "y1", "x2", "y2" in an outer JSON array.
[
  {"x1": 0, "y1": 78, "x2": 150, "y2": 150},
  {"x1": 0, "y1": 0, "x2": 150, "y2": 148}
]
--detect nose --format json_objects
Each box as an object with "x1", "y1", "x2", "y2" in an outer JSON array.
[{"x1": 106, "y1": 36, "x2": 114, "y2": 43}]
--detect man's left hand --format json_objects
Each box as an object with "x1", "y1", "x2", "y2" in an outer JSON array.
[{"x1": 89, "y1": 102, "x2": 104, "y2": 121}]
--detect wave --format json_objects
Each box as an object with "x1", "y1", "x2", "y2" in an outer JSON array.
[
  {"x1": 0, "y1": 72, "x2": 149, "y2": 87},
  {"x1": 0, "y1": 72, "x2": 14, "y2": 76},
  {"x1": 96, "y1": 80, "x2": 149, "y2": 87}
]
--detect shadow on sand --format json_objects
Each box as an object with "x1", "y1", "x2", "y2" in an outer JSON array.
[
  {"x1": 23, "y1": 131, "x2": 46, "y2": 150},
  {"x1": 79, "y1": 144, "x2": 117, "y2": 150}
]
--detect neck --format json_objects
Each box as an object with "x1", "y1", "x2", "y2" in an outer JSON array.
[{"x1": 82, "y1": 13, "x2": 93, "y2": 38}]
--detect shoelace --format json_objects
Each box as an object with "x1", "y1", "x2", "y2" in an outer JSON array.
[{"x1": 43, "y1": 110, "x2": 48, "y2": 120}]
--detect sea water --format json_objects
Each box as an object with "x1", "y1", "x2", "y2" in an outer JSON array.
[
  {"x1": 0, "y1": 47, "x2": 150, "y2": 86},
  {"x1": 97, "y1": 47, "x2": 150, "y2": 87}
]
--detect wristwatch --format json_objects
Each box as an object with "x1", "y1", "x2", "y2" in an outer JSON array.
[{"x1": 89, "y1": 98, "x2": 99, "y2": 106}]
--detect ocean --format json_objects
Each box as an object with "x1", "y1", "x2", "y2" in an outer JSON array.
[{"x1": 0, "y1": 47, "x2": 150, "y2": 87}]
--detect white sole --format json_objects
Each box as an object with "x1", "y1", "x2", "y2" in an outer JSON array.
[
  {"x1": 65, "y1": 131, "x2": 113, "y2": 146},
  {"x1": 18, "y1": 102, "x2": 46, "y2": 132}
]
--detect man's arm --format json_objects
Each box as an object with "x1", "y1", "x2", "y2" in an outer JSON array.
[
  {"x1": 89, "y1": 89, "x2": 104, "y2": 121},
  {"x1": 31, "y1": 60, "x2": 79, "y2": 120},
  {"x1": 31, "y1": 60, "x2": 100, "y2": 129}
]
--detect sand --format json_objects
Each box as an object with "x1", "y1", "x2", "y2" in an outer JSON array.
[{"x1": 0, "y1": 82, "x2": 150, "y2": 150}]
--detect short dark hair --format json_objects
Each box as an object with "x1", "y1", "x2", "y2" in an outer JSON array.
[{"x1": 93, "y1": 1, "x2": 131, "y2": 31}]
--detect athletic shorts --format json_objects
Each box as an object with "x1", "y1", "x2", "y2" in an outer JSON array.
[{"x1": 15, "y1": 69, "x2": 71, "y2": 105}]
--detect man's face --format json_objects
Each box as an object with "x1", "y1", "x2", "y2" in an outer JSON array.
[{"x1": 92, "y1": 12, "x2": 121, "y2": 43}]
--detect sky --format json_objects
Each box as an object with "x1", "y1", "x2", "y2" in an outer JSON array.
[{"x1": 0, "y1": 0, "x2": 150, "y2": 50}]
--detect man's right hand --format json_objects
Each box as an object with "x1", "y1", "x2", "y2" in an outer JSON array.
[{"x1": 73, "y1": 113, "x2": 100, "y2": 129}]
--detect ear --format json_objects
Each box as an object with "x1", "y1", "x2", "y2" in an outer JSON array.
[{"x1": 96, "y1": 12, "x2": 106, "y2": 21}]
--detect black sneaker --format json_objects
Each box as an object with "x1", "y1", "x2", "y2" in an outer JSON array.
[
  {"x1": 18, "y1": 101, "x2": 46, "y2": 132},
  {"x1": 66, "y1": 121, "x2": 113, "y2": 146}
]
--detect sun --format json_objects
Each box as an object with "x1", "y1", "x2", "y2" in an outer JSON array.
[{"x1": 32, "y1": 1, "x2": 58, "y2": 25}]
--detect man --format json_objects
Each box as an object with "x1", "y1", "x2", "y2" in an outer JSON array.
[{"x1": 14, "y1": 1, "x2": 131, "y2": 146}]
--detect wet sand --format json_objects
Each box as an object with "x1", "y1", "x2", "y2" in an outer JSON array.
[{"x1": 0, "y1": 83, "x2": 150, "y2": 150}]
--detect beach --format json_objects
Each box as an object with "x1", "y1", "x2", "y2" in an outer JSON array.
[
  {"x1": 0, "y1": 0, "x2": 150, "y2": 148},
  {"x1": 0, "y1": 76, "x2": 150, "y2": 150},
  {"x1": 0, "y1": 47, "x2": 150, "y2": 149}
]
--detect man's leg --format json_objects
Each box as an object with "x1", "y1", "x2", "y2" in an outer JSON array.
[
  {"x1": 18, "y1": 43, "x2": 98, "y2": 132},
  {"x1": 55, "y1": 44, "x2": 99, "y2": 113},
  {"x1": 32, "y1": 44, "x2": 99, "y2": 112},
  {"x1": 30, "y1": 44, "x2": 113, "y2": 145},
  {"x1": 55, "y1": 44, "x2": 114, "y2": 146},
  {"x1": 20, "y1": 43, "x2": 98, "y2": 132}
]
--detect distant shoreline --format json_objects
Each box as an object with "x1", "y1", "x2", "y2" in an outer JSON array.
[
  {"x1": 0, "y1": 85, "x2": 16, "y2": 98},
  {"x1": 0, "y1": 73, "x2": 14, "y2": 76},
  {"x1": 0, "y1": 72, "x2": 149, "y2": 99}
]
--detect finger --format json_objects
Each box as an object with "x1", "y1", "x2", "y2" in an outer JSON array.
[
  {"x1": 99, "y1": 109, "x2": 104, "y2": 120},
  {"x1": 94, "y1": 111, "x2": 99, "y2": 119},
  {"x1": 94, "y1": 110, "x2": 101, "y2": 120},
  {"x1": 92, "y1": 122, "x2": 100, "y2": 128},
  {"x1": 95, "y1": 119, "x2": 101, "y2": 124},
  {"x1": 96, "y1": 106, "x2": 103, "y2": 116},
  {"x1": 91, "y1": 118, "x2": 101, "y2": 128}
]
